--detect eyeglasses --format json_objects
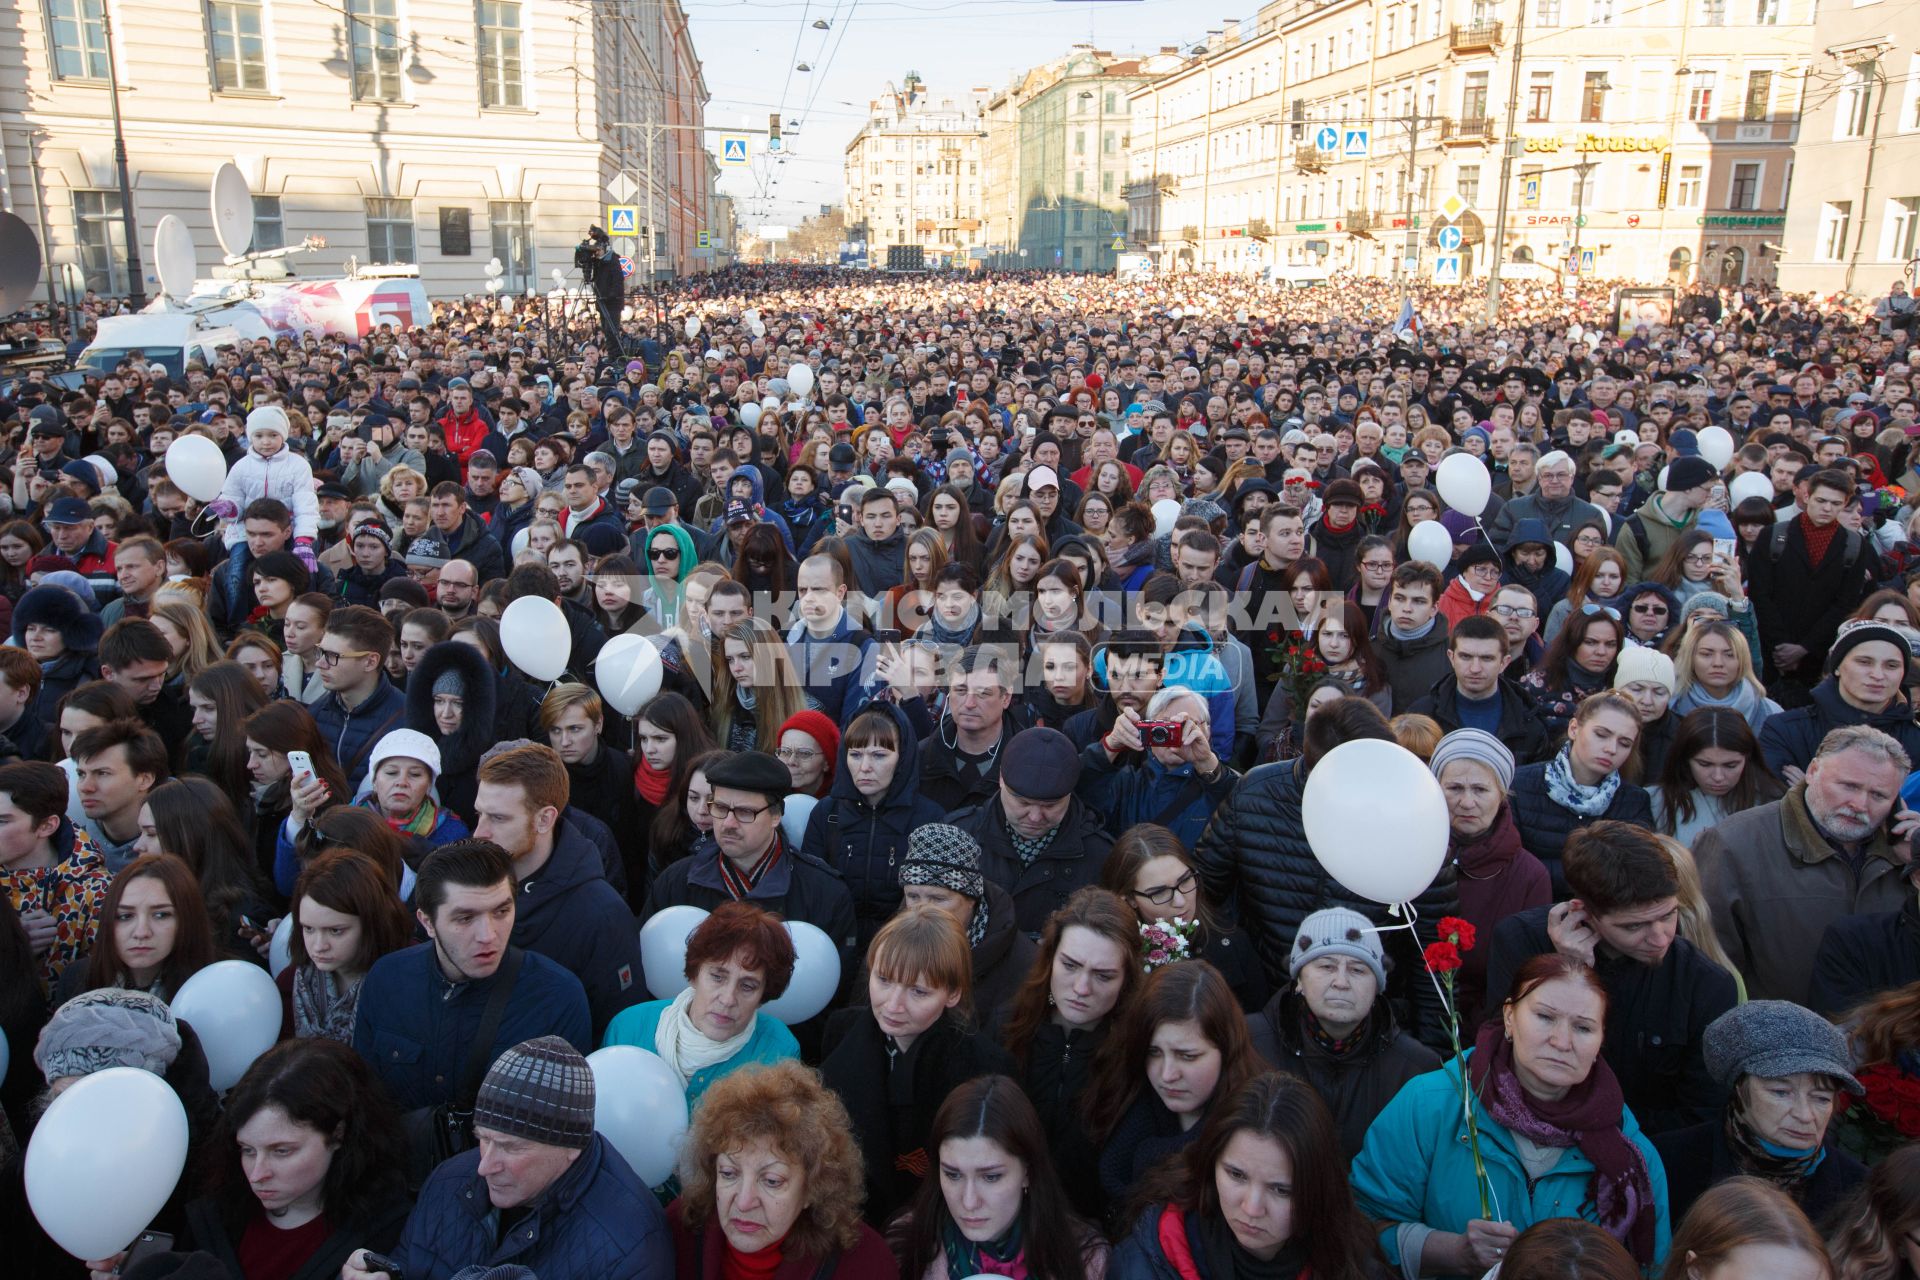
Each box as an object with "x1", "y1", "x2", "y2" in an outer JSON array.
[
  {"x1": 774, "y1": 746, "x2": 820, "y2": 763},
  {"x1": 1683, "y1": 552, "x2": 1715, "y2": 568},
  {"x1": 1631, "y1": 602, "x2": 1669, "y2": 615},
  {"x1": 649, "y1": 546, "x2": 681, "y2": 560},
  {"x1": 706, "y1": 799, "x2": 771, "y2": 824},
  {"x1": 1490, "y1": 604, "x2": 1537, "y2": 620},
  {"x1": 1134, "y1": 869, "x2": 1196, "y2": 906},
  {"x1": 312, "y1": 645, "x2": 371, "y2": 668}
]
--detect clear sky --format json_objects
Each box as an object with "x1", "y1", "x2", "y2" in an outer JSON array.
[{"x1": 686, "y1": 0, "x2": 1239, "y2": 232}]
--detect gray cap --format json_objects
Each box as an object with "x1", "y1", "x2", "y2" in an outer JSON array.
[
  {"x1": 1703, "y1": 1001, "x2": 1864, "y2": 1094},
  {"x1": 1288, "y1": 907, "x2": 1386, "y2": 988},
  {"x1": 1428, "y1": 728, "x2": 1515, "y2": 792}
]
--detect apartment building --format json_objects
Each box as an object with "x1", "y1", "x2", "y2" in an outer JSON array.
[{"x1": 841, "y1": 74, "x2": 987, "y2": 264}]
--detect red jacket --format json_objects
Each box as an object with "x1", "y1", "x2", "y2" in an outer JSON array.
[{"x1": 437, "y1": 407, "x2": 490, "y2": 467}]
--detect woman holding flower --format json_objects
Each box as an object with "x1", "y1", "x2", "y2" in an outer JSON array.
[
  {"x1": 1099, "y1": 825, "x2": 1265, "y2": 1012},
  {"x1": 1351, "y1": 953, "x2": 1671, "y2": 1278}
]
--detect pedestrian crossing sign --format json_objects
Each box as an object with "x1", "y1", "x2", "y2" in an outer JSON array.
[
  {"x1": 1432, "y1": 254, "x2": 1462, "y2": 285},
  {"x1": 606, "y1": 205, "x2": 638, "y2": 236},
  {"x1": 720, "y1": 136, "x2": 751, "y2": 167}
]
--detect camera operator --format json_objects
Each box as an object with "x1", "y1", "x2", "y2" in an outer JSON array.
[
  {"x1": 1077, "y1": 685, "x2": 1235, "y2": 849},
  {"x1": 576, "y1": 226, "x2": 627, "y2": 353}
]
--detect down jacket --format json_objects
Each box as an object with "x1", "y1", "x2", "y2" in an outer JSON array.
[
  {"x1": 394, "y1": 1132, "x2": 670, "y2": 1280},
  {"x1": 1809, "y1": 894, "x2": 1920, "y2": 1017},
  {"x1": 512, "y1": 817, "x2": 644, "y2": 1039},
  {"x1": 1250, "y1": 989, "x2": 1440, "y2": 1160},
  {"x1": 1506, "y1": 763, "x2": 1656, "y2": 897},
  {"x1": 1192, "y1": 758, "x2": 1460, "y2": 1050},
  {"x1": 801, "y1": 702, "x2": 945, "y2": 948}
]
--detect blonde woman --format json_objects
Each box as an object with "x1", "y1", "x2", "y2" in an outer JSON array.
[
  {"x1": 1670, "y1": 619, "x2": 1780, "y2": 732},
  {"x1": 709, "y1": 616, "x2": 813, "y2": 752},
  {"x1": 376, "y1": 463, "x2": 427, "y2": 527},
  {"x1": 150, "y1": 595, "x2": 225, "y2": 685}
]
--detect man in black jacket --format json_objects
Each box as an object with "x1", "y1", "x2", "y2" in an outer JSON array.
[
  {"x1": 953, "y1": 726, "x2": 1112, "y2": 938},
  {"x1": 1748, "y1": 467, "x2": 1876, "y2": 705},
  {"x1": 1373, "y1": 560, "x2": 1452, "y2": 713},
  {"x1": 918, "y1": 645, "x2": 1028, "y2": 811},
  {"x1": 1406, "y1": 615, "x2": 1551, "y2": 764},
  {"x1": 1809, "y1": 861, "x2": 1920, "y2": 1016},
  {"x1": 1485, "y1": 821, "x2": 1736, "y2": 1135}
]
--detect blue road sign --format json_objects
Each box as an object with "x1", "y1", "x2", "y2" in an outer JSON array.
[
  {"x1": 1437, "y1": 225, "x2": 1463, "y2": 251},
  {"x1": 617, "y1": 256, "x2": 634, "y2": 276},
  {"x1": 721, "y1": 137, "x2": 750, "y2": 165},
  {"x1": 1343, "y1": 128, "x2": 1369, "y2": 158},
  {"x1": 1315, "y1": 126, "x2": 1339, "y2": 153},
  {"x1": 1432, "y1": 254, "x2": 1462, "y2": 285}
]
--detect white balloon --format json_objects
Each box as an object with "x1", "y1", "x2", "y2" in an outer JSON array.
[
  {"x1": 740, "y1": 402, "x2": 763, "y2": 429},
  {"x1": 781, "y1": 793, "x2": 818, "y2": 848},
  {"x1": 750, "y1": 319, "x2": 767, "y2": 338},
  {"x1": 1658, "y1": 464, "x2": 1670, "y2": 492},
  {"x1": 1407, "y1": 520, "x2": 1453, "y2": 570},
  {"x1": 27, "y1": 1068, "x2": 190, "y2": 1260},
  {"x1": 1554, "y1": 541, "x2": 1574, "y2": 575},
  {"x1": 744, "y1": 308, "x2": 760, "y2": 324},
  {"x1": 1696, "y1": 427, "x2": 1735, "y2": 470},
  {"x1": 640, "y1": 905, "x2": 710, "y2": 999},
  {"x1": 1435, "y1": 454, "x2": 1492, "y2": 517},
  {"x1": 789, "y1": 363, "x2": 815, "y2": 398},
  {"x1": 1568, "y1": 323, "x2": 1585, "y2": 342},
  {"x1": 165, "y1": 434, "x2": 229, "y2": 503},
  {"x1": 585, "y1": 1046, "x2": 689, "y2": 1187},
  {"x1": 169, "y1": 960, "x2": 280, "y2": 1091},
  {"x1": 500, "y1": 596, "x2": 571, "y2": 682},
  {"x1": 269, "y1": 914, "x2": 292, "y2": 978},
  {"x1": 1302, "y1": 739, "x2": 1450, "y2": 904},
  {"x1": 595, "y1": 633, "x2": 663, "y2": 716},
  {"x1": 1150, "y1": 498, "x2": 1182, "y2": 536},
  {"x1": 761, "y1": 922, "x2": 841, "y2": 1025},
  {"x1": 1234, "y1": 308, "x2": 1250, "y2": 324},
  {"x1": 684, "y1": 316, "x2": 700, "y2": 339},
  {"x1": 1728, "y1": 471, "x2": 1774, "y2": 506}
]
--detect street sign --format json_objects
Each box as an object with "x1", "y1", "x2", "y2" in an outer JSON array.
[
  {"x1": 697, "y1": 229, "x2": 712, "y2": 248},
  {"x1": 1343, "y1": 129, "x2": 1369, "y2": 158},
  {"x1": 1432, "y1": 254, "x2": 1462, "y2": 285},
  {"x1": 606, "y1": 205, "x2": 638, "y2": 235},
  {"x1": 612, "y1": 236, "x2": 636, "y2": 257},
  {"x1": 1437, "y1": 225, "x2": 1463, "y2": 252},
  {"x1": 719, "y1": 136, "x2": 750, "y2": 166},
  {"x1": 1522, "y1": 175, "x2": 1541, "y2": 208},
  {"x1": 1440, "y1": 193, "x2": 1470, "y2": 221},
  {"x1": 606, "y1": 173, "x2": 638, "y2": 204},
  {"x1": 1314, "y1": 125, "x2": 1339, "y2": 153},
  {"x1": 617, "y1": 255, "x2": 634, "y2": 276},
  {"x1": 1579, "y1": 247, "x2": 1596, "y2": 274},
  {"x1": 1111, "y1": 236, "x2": 1125, "y2": 251}
]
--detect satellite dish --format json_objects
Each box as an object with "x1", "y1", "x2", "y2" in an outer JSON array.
[
  {"x1": 0, "y1": 212, "x2": 43, "y2": 314},
  {"x1": 210, "y1": 163, "x2": 254, "y2": 258},
  {"x1": 153, "y1": 216, "x2": 198, "y2": 301}
]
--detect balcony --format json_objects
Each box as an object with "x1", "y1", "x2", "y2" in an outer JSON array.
[
  {"x1": 1439, "y1": 116, "x2": 1495, "y2": 146},
  {"x1": 1344, "y1": 209, "x2": 1376, "y2": 232},
  {"x1": 1449, "y1": 21, "x2": 1502, "y2": 52},
  {"x1": 1295, "y1": 149, "x2": 1327, "y2": 173}
]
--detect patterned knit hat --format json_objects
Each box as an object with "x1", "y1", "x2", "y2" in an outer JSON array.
[
  {"x1": 1288, "y1": 907, "x2": 1387, "y2": 988},
  {"x1": 35, "y1": 988, "x2": 183, "y2": 1080},
  {"x1": 472, "y1": 1036, "x2": 596, "y2": 1150},
  {"x1": 899, "y1": 823, "x2": 986, "y2": 902}
]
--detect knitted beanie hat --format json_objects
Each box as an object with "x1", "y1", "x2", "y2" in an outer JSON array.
[
  {"x1": 899, "y1": 824, "x2": 986, "y2": 902},
  {"x1": 472, "y1": 1036, "x2": 596, "y2": 1150},
  {"x1": 35, "y1": 988, "x2": 183, "y2": 1080},
  {"x1": 433, "y1": 662, "x2": 467, "y2": 700},
  {"x1": 246, "y1": 405, "x2": 290, "y2": 441},
  {"x1": 1288, "y1": 907, "x2": 1387, "y2": 988},
  {"x1": 1428, "y1": 728, "x2": 1515, "y2": 792},
  {"x1": 1614, "y1": 646, "x2": 1676, "y2": 694}
]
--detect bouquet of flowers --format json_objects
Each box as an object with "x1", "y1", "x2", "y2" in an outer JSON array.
[
  {"x1": 1424, "y1": 916, "x2": 1494, "y2": 1218},
  {"x1": 1833, "y1": 1060, "x2": 1920, "y2": 1165},
  {"x1": 1265, "y1": 629, "x2": 1328, "y2": 716},
  {"x1": 1140, "y1": 917, "x2": 1198, "y2": 974},
  {"x1": 1358, "y1": 501, "x2": 1390, "y2": 533}
]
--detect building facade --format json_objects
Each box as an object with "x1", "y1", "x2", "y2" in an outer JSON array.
[
  {"x1": 1777, "y1": 1, "x2": 1918, "y2": 295},
  {"x1": 0, "y1": 0, "x2": 715, "y2": 300},
  {"x1": 1013, "y1": 50, "x2": 1163, "y2": 273},
  {"x1": 841, "y1": 74, "x2": 987, "y2": 264},
  {"x1": 1128, "y1": 0, "x2": 1818, "y2": 287}
]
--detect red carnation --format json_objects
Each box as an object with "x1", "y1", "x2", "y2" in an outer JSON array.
[
  {"x1": 1438, "y1": 917, "x2": 1478, "y2": 952},
  {"x1": 1423, "y1": 941, "x2": 1462, "y2": 974}
]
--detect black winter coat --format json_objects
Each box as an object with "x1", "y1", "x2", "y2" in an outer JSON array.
[
  {"x1": 1810, "y1": 895, "x2": 1920, "y2": 1017},
  {"x1": 646, "y1": 835, "x2": 860, "y2": 983},
  {"x1": 1758, "y1": 678, "x2": 1920, "y2": 778},
  {"x1": 512, "y1": 819, "x2": 643, "y2": 1038},
  {"x1": 952, "y1": 792, "x2": 1114, "y2": 938},
  {"x1": 1506, "y1": 765, "x2": 1656, "y2": 897},
  {"x1": 404, "y1": 640, "x2": 496, "y2": 822},
  {"x1": 565, "y1": 742, "x2": 645, "y2": 899},
  {"x1": 917, "y1": 705, "x2": 1032, "y2": 813},
  {"x1": 1749, "y1": 516, "x2": 1875, "y2": 681},
  {"x1": 1654, "y1": 1121, "x2": 1865, "y2": 1228},
  {"x1": 1192, "y1": 759, "x2": 1461, "y2": 1051},
  {"x1": 999, "y1": 1017, "x2": 1109, "y2": 1220},
  {"x1": 1405, "y1": 673, "x2": 1553, "y2": 765},
  {"x1": 180, "y1": 1192, "x2": 410, "y2": 1280},
  {"x1": 1249, "y1": 989, "x2": 1440, "y2": 1159},
  {"x1": 1374, "y1": 621, "x2": 1452, "y2": 714},
  {"x1": 1488, "y1": 905, "x2": 1736, "y2": 1135},
  {"x1": 972, "y1": 881, "x2": 1038, "y2": 1012},
  {"x1": 819, "y1": 1010, "x2": 1016, "y2": 1226}
]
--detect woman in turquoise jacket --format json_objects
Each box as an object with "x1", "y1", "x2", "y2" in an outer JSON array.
[
  {"x1": 1349, "y1": 954, "x2": 1669, "y2": 1279},
  {"x1": 603, "y1": 901, "x2": 800, "y2": 1111}
]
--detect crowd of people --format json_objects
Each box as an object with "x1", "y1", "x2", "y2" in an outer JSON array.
[{"x1": 0, "y1": 260, "x2": 1918, "y2": 1280}]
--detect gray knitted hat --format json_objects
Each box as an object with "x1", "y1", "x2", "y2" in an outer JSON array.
[
  {"x1": 473, "y1": 1036, "x2": 597, "y2": 1149},
  {"x1": 35, "y1": 988, "x2": 183, "y2": 1081},
  {"x1": 1428, "y1": 728, "x2": 1515, "y2": 792},
  {"x1": 900, "y1": 824, "x2": 986, "y2": 902},
  {"x1": 1703, "y1": 1001, "x2": 1864, "y2": 1095},
  {"x1": 1289, "y1": 907, "x2": 1387, "y2": 988},
  {"x1": 433, "y1": 663, "x2": 467, "y2": 699}
]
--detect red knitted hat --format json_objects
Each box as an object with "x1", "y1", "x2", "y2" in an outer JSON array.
[{"x1": 776, "y1": 709, "x2": 841, "y2": 798}]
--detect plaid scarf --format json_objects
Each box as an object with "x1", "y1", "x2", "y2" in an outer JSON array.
[{"x1": 717, "y1": 832, "x2": 786, "y2": 900}]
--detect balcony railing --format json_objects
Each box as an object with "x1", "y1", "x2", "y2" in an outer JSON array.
[
  {"x1": 1295, "y1": 149, "x2": 1327, "y2": 173},
  {"x1": 1439, "y1": 115, "x2": 1495, "y2": 144},
  {"x1": 1344, "y1": 209, "x2": 1376, "y2": 231},
  {"x1": 1449, "y1": 21, "x2": 1502, "y2": 51}
]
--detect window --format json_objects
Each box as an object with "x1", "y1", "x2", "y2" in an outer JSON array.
[
  {"x1": 1103, "y1": 130, "x2": 1115, "y2": 154},
  {"x1": 1669, "y1": 246, "x2": 1693, "y2": 274},
  {"x1": 207, "y1": 0, "x2": 268, "y2": 92},
  {"x1": 347, "y1": 0, "x2": 402, "y2": 102},
  {"x1": 1574, "y1": 164, "x2": 1598, "y2": 208},
  {"x1": 252, "y1": 195, "x2": 284, "y2": 251},
  {"x1": 1591, "y1": 0, "x2": 1615, "y2": 22},
  {"x1": 1074, "y1": 131, "x2": 1086, "y2": 155},
  {"x1": 1743, "y1": 70, "x2": 1772, "y2": 120},
  {"x1": 477, "y1": 1, "x2": 524, "y2": 108},
  {"x1": 1102, "y1": 170, "x2": 1114, "y2": 194},
  {"x1": 1582, "y1": 71, "x2": 1609, "y2": 121},
  {"x1": 1688, "y1": 71, "x2": 1716, "y2": 121},
  {"x1": 1537, "y1": 0, "x2": 1561, "y2": 24},
  {"x1": 1755, "y1": 0, "x2": 1780, "y2": 21},
  {"x1": 1527, "y1": 71, "x2": 1553, "y2": 122},
  {"x1": 1887, "y1": 196, "x2": 1919, "y2": 260},
  {"x1": 1074, "y1": 170, "x2": 1085, "y2": 194},
  {"x1": 490, "y1": 200, "x2": 532, "y2": 290},
  {"x1": 1457, "y1": 164, "x2": 1480, "y2": 204},
  {"x1": 1676, "y1": 164, "x2": 1703, "y2": 206},
  {"x1": 1838, "y1": 65, "x2": 1873, "y2": 138},
  {"x1": 1462, "y1": 70, "x2": 1489, "y2": 120},
  {"x1": 365, "y1": 197, "x2": 415, "y2": 263},
  {"x1": 1071, "y1": 209, "x2": 1083, "y2": 231},
  {"x1": 1729, "y1": 162, "x2": 1761, "y2": 209},
  {"x1": 74, "y1": 189, "x2": 127, "y2": 293},
  {"x1": 1819, "y1": 200, "x2": 1852, "y2": 260},
  {"x1": 1702, "y1": 0, "x2": 1726, "y2": 23},
  {"x1": 1105, "y1": 91, "x2": 1117, "y2": 112},
  {"x1": 48, "y1": 0, "x2": 108, "y2": 80}
]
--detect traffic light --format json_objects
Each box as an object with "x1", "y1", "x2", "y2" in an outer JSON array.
[{"x1": 768, "y1": 113, "x2": 781, "y2": 145}]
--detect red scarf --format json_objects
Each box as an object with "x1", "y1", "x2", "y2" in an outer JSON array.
[
  {"x1": 721, "y1": 1234, "x2": 786, "y2": 1280},
  {"x1": 634, "y1": 755, "x2": 674, "y2": 806},
  {"x1": 1799, "y1": 513, "x2": 1840, "y2": 567},
  {"x1": 718, "y1": 833, "x2": 785, "y2": 901}
]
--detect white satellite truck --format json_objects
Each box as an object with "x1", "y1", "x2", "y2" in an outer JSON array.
[{"x1": 79, "y1": 162, "x2": 430, "y2": 379}]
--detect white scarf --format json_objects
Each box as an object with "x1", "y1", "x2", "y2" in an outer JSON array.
[{"x1": 653, "y1": 987, "x2": 754, "y2": 1088}]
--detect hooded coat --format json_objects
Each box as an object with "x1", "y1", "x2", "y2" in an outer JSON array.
[
  {"x1": 1501, "y1": 516, "x2": 1572, "y2": 614},
  {"x1": 801, "y1": 702, "x2": 946, "y2": 948},
  {"x1": 953, "y1": 791, "x2": 1115, "y2": 937},
  {"x1": 511, "y1": 817, "x2": 644, "y2": 1038},
  {"x1": 12, "y1": 584, "x2": 103, "y2": 722},
  {"x1": 403, "y1": 640, "x2": 496, "y2": 819}
]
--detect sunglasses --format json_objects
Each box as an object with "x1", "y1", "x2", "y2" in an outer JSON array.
[{"x1": 649, "y1": 546, "x2": 680, "y2": 560}]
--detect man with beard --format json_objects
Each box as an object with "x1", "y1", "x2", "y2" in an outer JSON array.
[{"x1": 1697, "y1": 725, "x2": 1919, "y2": 1004}]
